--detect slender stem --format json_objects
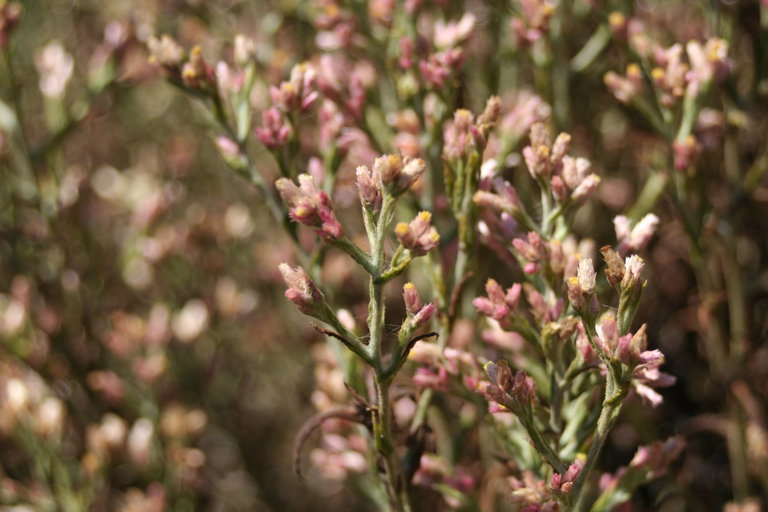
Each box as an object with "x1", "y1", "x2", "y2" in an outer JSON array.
[
  {"x1": 572, "y1": 386, "x2": 627, "y2": 512},
  {"x1": 366, "y1": 193, "x2": 411, "y2": 511},
  {"x1": 520, "y1": 414, "x2": 568, "y2": 474}
]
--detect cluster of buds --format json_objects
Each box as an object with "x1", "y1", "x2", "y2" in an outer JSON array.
[
  {"x1": 523, "y1": 123, "x2": 600, "y2": 202},
  {"x1": 419, "y1": 48, "x2": 465, "y2": 89},
  {"x1": 409, "y1": 341, "x2": 480, "y2": 392},
  {"x1": 497, "y1": 91, "x2": 551, "y2": 151},
  {"x1": 374, "y1": 153, "x2": 426, "y2": 197},
  {"x1": 472, "y1": 279, "x2": 521, "y2": 328},
  {"x1": 594, "y1": 314, "x2": 648, "y2": 365},
  {"x1": 606, "y1": 37, "x2": 730, "y2": 106},
  {"x1": 395, "y1": 211, "x2": 440, "y2": 257},
  {"x1": 474, "y1": 178, "x2": 524, "y2": 219},
  {"x1": 673, "y1": 134, "x2": 700, "y2": 171},
  {"x1": 256, "y1": 107, "x2": 292, "y2": 149},
  {"x1": 481, "y1": 360, "x2": 536, "y2": 415},
  {"x1": 443, "y1": 97, "x2": 501, "y2": 161},
  {"x1": 270, "y1": 63, "x2": 319, "y2": 114},
  {"x1": 513, "y1": 231, "x2": 556, "y2": 274},
  {"x1": 550, "y1": 460, "x2": 584, "y2": 496},
  {"x1": 276, "y1": 174, "x2": 343, "y2": 239}
]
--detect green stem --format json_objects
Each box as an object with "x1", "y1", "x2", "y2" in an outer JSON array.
[{"x1": 572, "y1": 386, "x2": 627, "y2": 512}]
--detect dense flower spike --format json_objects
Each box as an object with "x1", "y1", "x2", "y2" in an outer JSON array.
[{"x1": 275, "y1": 174, "x2": 343, "y2": 239}]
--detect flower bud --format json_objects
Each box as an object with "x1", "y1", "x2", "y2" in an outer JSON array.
[
  {"x1": 355, "y1": 165, "x2": 382, "y2": 210},
  {"x1": 577, "y1": 258, "x2": 596, "y2": 295},
  {"x1": 403, "y1": 282, "x2": 421, "y2": 314},
  {"x1": 279, "y1": 263, "x2": 329, "y2": 319}
]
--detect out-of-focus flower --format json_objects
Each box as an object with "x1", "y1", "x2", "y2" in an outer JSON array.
[
  {"x1": 34, "y1": 40, "x2": 74, "y2": 99},
  {"x1": 181, "y1": 46, "x2": 216, "y2": 91},
  {"x1": 604, "y1": 64, "x2": 644, "y2": 104},
  {"x1": 673, "y1": 134, "x2": 700, "y2": 170},
  {"x1": 614, "y1": 213, "x2": 659, "y2": 253},
  {"x1": 270, "y1": 62, "x2": 319, "y2": 113},
  {"x1": 276, "y1": 174, "x2": 343, "y2": 239},
  {"x1": 147, "y1": 34, "x2": 184, "y2": 72},
  {"x1": 0, "y1": 2, "x2": 21, "y2": 49},
  {"x1": 629, "y1": 436, "x2": 684, "y2": 478},
  {"x1": 510, "y1": 0, "x2": 555, "y2": 46},
  {"x1": 127, "y1": 418, "x2": 154, "y2": 468},
  {"x1": 686, "y1": 38, "x2": 730, "y2": 94},
  {"x1": 550, "y1": 459, "x2": 584, "y2": 495},
  {"x1": 395, "y1": 211, "x2": 440, "y2": 256},
  {"x1": 419, "y1": 48, "x2": 464, "y2": 89},
  {"x1": 256, "y1": 107, "x2": 292, "y2": 149},
  {"x1": 171, "y1": 299, "x2": 209, "y2": 343},
  {"x1": 434, "y1": 13, "x2": 476, "y2": 49}
]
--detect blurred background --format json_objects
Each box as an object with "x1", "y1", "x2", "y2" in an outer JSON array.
[{"x1": 0, "y1": 0, "x2": 767, "y2": 510}]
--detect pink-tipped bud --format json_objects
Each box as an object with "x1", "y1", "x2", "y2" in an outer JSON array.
[
  {"x1": 279, "y1": 263, "x2": 327, "y2": 317},
  {"x1": 622, "y1": 255, "x2": 645, "y2": 289},
  {"x1": 567, "y1": 277, "x2": 585, "y2": 312},
  {"x1": 413, "y1": 303, "x2": 437, "y2": 327},
  {"x1": 395, "y1": 211, "x2": 440, "y2": 256},
  {"x1": 601, "y1": 245, "x2": 626, "y2": 287},
  {"x1": 355, "y1": 165, "x2": 382, "y2": 209},
  {"x1": 595, "y1": 313, "x2": 619, "y2": 355},
  {"x1": 577, "y1": 258, "x2": 596, "y2": 295},
  {"x1": 403, "y1": 282, "x2": 422, "y2": 314}
]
